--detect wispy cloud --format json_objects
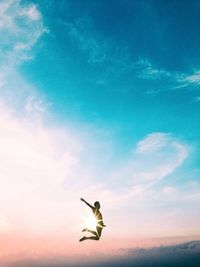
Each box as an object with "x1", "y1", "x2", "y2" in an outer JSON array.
[
  {"x1": 184, "y1": 70, "x2": 200, "y2": 85},
  {"x1": 136, "y1": 58, "x2": 171, "y2": 80},
  {"x1": 0, "y1": 0, "x2": 48, "y2": 116},
  {"x1": 0, "y1": 0, "x2": 46, "y2": 67},
  {"x1": 130, "y1": 133, "x2": 187, "y2": 186},
  {"x1": 135, "y1": 58, "x2": 200, "y2": 101},
  {"x1": 177, "y1": 70, "x2": 200, "y2": 88},
  {"x1": 101, "y1": 132, "x2": 189, "y2": 209},
  {"x1": 136, "y1": 132, "x2": 171, "y2": 154},
  {"x1": 64, "y1": 17, "x2": 107, "y2": 64}
]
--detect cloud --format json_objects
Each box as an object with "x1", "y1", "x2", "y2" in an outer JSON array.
[
  {"x1": 136, "y1": 132, "x2": 171, "y2": 154},
  {"x1": 81, "y1": 132, "x2": 189, "y2": 207},
  {"x1": 131, "y1": 58, "x2": 200, "y2": 102},
  {"x1": 0, "y1": 68, "x2": 50, "y2": 119},
  {"x1": 123, "y1": 133, "x2": 187, "y2": 188},
  {"x1": 136, "y1": 58, "x2": 171, "y2": 80},
  {"x1": 64, "y1": 17, "x2": 107, "y2": 63},
  {"x1": 116, "y1": 240, "x2": 200, "y2": 267},
  {"x1": 0, "y1": 103, "x2": 83, "y2": 233},
  {"x1": 176, "y1": 70, "x2": 200, "y2": 88},
  {"x1": 135, "y1": 58, "x2": 197, "y2": 88},
  {"x1": 92, "y1": 132, "x2": 190, "y2": 219},
  {"x1": 4, "y1": 240, "x2": 200, "y2": 267},
  {"x1": 0, "y1": 0, "x2": 46, "y2": 66},
  {"x1": 184, "y1": 70, "x2": 200, "y2": 85},
  {"x1": 19, "y1": 4, "x2": 41, "y2": 21},
  {"x1": 0, "y1": 0, "x2": 48, "y2": 123}
]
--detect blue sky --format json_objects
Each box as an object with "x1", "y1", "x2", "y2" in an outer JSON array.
[
  {"x1": 0, "y1": 0, "x2": 200, "y2": 264},
  {"x1": 21, "y1": 0, "x2": 200, "y2": 180},
  {"x1": 21, "y1": 0, "x2": 200, "y2": 147}
]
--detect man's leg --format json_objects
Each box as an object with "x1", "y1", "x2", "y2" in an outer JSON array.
[
  {"x1": 79, "y1": 229, "x2": 99, "y2": 242},
  {"x1": 82, "y1": 228, "x2": 97, "y2": 235},
  {"x1": 79, "y1": 227, "x2": 102, "y2": 242},
  {"x1": 79, "y1": 235, "x2": 99, "y2": 241}
]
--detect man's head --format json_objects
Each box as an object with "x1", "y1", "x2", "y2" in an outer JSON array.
[{"x1": 94, "y1": 201, "x2": 100, "y2": 209}]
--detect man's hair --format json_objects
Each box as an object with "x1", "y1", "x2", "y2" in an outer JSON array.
[{"x1": 94, "y1": 201, "x2": 100, "y2": 209}]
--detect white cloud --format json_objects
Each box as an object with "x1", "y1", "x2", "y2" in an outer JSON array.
[
  {"x1": 133, "y1": 133, "x2": 188, "y2": 185},
  {"x1": 136, "y1": 58, "x2": 171, "y2": 80},
  {"x1": 182, "y1": 70, "x2": 200, "y2": 85},
  {"x1": 173, "y1": 70, "x2": 200, "y2": 90},
  {"x1": 102, "y1": 132, "x2": 188, "y2": 207},
  {"x1": 136, "y1": 132, "x2": 171, "y2": 154},
  {"x1": 24, "y1": 95, "x2": 47, "y2": 114},
  {"x1": 135, "y1": 58, "x2": 200, "y2": 96},
  {"x1": 0, "y1": 0, "x2": 46, "y2": 67},
  {"x1": 0, "y1": 68, "x2": 49, "y2": 119},
  {"x1": 0, "y1": 102, "x2": 85, "y2": 234},
  {"x1": 20, "y1": 4, "x2": 41, "y2": 21}
]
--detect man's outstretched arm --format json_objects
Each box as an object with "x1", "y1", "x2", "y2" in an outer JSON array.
[{"x1": 80, "y1": 198, "x2": 94, "y2": 209}]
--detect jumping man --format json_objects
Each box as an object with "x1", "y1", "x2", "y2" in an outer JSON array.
[{"x1": 79, "y1": 198, "x2": 106, "y2": 242}]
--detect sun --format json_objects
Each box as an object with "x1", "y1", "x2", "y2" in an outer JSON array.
[{"x1": 82, "y1": 213, "x2": 97, "y2": 231}]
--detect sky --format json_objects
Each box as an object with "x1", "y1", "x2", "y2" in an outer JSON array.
[{"x1": 0, "y1": 0, "x2": 200, "y2": 266}]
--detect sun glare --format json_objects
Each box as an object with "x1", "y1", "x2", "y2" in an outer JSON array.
[{"x1": 82, "y1": 214, "x2": 97, "y2": 231}]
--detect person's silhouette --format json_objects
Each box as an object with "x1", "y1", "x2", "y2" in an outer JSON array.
[{"x1": 79, "y1": 198, "x2": 106, "y2": 242}]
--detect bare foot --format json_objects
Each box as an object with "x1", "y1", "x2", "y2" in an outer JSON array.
[{"x1": 79, "y1": 236, "x2": 86, "y2": 242}]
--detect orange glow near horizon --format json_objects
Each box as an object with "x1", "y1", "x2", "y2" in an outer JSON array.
[{"x1": 1, "y1": 231, "x2": 199, "y2": 263}]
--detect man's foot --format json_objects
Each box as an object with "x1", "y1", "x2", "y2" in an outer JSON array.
[
  {"x1": 82, "y1": 228, "x2": 87, "y2": 232},
  {"x1": 79, "y1": 236, "x2": 86, "y2": 242}
]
